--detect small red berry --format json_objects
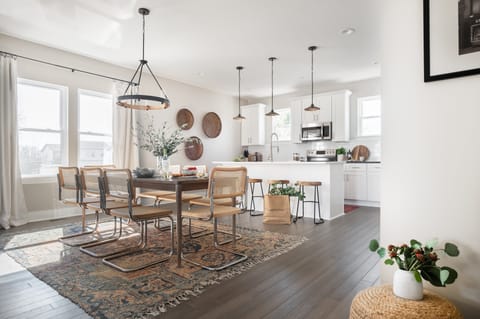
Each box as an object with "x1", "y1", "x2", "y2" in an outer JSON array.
[
  {"x1": 387, "y1": 245, "x2": 395, "y2": 251},
  {"x1": 389, "y1": 251, "x2": 397, "y2": 258}
]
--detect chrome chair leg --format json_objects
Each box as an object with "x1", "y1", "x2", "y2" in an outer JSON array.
[
  {"x1": 102, "y1": 216, "x2": 174, "y2": 272},
  {"x1": 59, "y1": 210, "x2": 112, "y2": 246}
]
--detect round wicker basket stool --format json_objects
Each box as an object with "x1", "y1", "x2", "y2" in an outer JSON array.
[{"x1": 349, "y1": 285, "x2": 462, "y2": 319}]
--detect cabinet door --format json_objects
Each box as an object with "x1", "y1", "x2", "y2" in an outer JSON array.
[
  {"x1": 241, "y1": 104, "x2": 265, "y2": 146},
  {"x1": 345, "y1": 172, "x2": 367, "y2": 200},
  {"x1": 315, "y1": 95, "x2": 332, "y2": 122},
  {"x1": 332, "y1": 92, "x2": 350, "y2": 142},
  {"x1": 291, "y1": 99, "x2": 302, "y2": 143},
  {"x1": 241, "y1": 107, "x2": 254, "y2": 146},
  {"x1": 367, "y1": 164, "x2": 381, "y2": 202}
]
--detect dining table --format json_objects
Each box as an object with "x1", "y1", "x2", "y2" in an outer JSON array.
[{"x1": 133, "y1": 175, "x2": 209, "y2": 267}]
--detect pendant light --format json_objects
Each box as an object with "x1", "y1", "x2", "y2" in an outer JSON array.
[
  {"x1": 304, "y1": 46, "x2": 320, "y2": 112},
  {"x1": 117, "y1": 8, "x2": 170, "y2": 110},
  {"x1": 265, "y1": 57, "x2": 279, "y2": 117},
  {"x1": 233, "y1": 66, "x2": 246, "y2": 120}
]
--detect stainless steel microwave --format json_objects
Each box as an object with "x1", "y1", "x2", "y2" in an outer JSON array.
[{"x1": 301, "y1": 122, "x2": 332, "y2": 141}]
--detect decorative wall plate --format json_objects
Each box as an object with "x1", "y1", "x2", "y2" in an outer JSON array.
[
  {"x1": 202, "y1": 112, "x2": 222, "y2": 138},
  {"x1": 176, "y1": 108, "x2": 194, "y2": 130},
  {"x1": 185, "y1": 136, "x2": 203, "y2": 160}
]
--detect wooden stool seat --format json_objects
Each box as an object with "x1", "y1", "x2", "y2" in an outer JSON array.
[
  {"x1": 248, "y1": 178, "x2": 263, "y2": 183},
  {"x1": 267, "y1": 179, "x2": 290, "y2": 185},
  {"x1": 297, "y1": 181, "x2": 322, "y2": 186}
]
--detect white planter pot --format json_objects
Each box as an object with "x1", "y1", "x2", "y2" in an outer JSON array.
[
  {"x1": 393, "y1": 269, "x2": 423, "y2": 300},
  {"x1": 337, "y1": 154, "x2": 345, "y2": 161}
]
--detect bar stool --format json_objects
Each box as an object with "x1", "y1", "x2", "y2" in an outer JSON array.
[
  {"x1": 247, "y1": 178, "x2": 264, "y2": 216},
  {"x1": 294, "y1": 181, "x2": 324, "y2": 224},
  {"x1": 266, "y1": 179, "x2": 290, "y2": 192}
]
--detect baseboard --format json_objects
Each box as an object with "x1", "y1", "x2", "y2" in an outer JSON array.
[{"x1": 344, "y1": 200, "x2": 381, "y2": 208}]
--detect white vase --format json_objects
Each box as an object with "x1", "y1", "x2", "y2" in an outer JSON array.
[
  {"x1": 156, "y1": 156, "x2": 170, "y2": 178},
  {"x1": 393, "y1": 269, "x2": 424, "y2": 300}
]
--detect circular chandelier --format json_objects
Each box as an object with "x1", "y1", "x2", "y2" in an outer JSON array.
[{"x1": 117, "y1": 8, "x2": 170, "y2": 111}]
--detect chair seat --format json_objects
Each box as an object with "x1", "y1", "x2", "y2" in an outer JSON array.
[
  {"x1": 248, "y1": 178, "x2": 263, "y2": 183},
  {"x1": 81, "y1": 197, "x2": 102, "y2": 204},
  {"x1": 159, "y1": 193, "x2": 203, "y2": 202},
  {"x1": 297, "y1": 181, "x2": 322, "y2": 186},
  {"x1": 183, "y1": 205, "x2": 242, "y2": 219},
  {"x1": 110, "y1": 205, "x2": 173, "y2": 220},
  {"x1": 86, "y1": 200, "x2": 130, "y2": 211},
  {"x1": 189, "y1": 197, "x2": 235, "y2": 207},
  {"x1": 267, "y1": 179, "x2": 290, "y2": 185},
  {"x1": 137, "y1": 190, "x2": 176, "y2": 199}
]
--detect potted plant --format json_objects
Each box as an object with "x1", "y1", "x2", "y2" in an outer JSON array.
[
  {"x1": 336, "y1": 147, "x2": 346, "y2": 161},
  {"x1": 263, "y1": 185, "x2": 304, "y2": 225},
  {"x1": 369, "y1": 239, "x2": 459, "y2": 300}
]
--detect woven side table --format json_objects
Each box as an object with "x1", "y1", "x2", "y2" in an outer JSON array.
[{"x1": 349, "y1": 285, "x2": 462, "y2": 319}]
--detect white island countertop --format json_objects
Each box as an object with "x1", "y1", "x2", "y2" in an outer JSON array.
[{"x1": 213, "y1": 161, "x2": 343, "y2": 166}]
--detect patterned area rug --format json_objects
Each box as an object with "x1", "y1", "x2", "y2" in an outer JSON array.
[{"x1": 0, "y1": 220, "x2": 306, "y2": 318}]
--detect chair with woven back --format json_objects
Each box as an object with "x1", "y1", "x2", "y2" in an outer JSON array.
[
  {"x1": 57, "y1": 166, "x2": 102, "y2": 245},
  {"x1": 98, "y1": 169, "x2": 175, "y2": 272},
  {"x1": 181, "y1": 166, "x2": 248, "y2": 270}
]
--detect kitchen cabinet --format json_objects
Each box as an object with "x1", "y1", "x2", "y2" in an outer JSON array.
[
  {"x1": 332, "y1": 90, "x2": 351, "y2": 142},
  {"x1": 366, "y1": 163, "x2": 381, "y2": 202},
  {"x1": 344, "y1": 164, "x2": 367, "y2": 200},
  {"x1": 241, "y1": 103, "x2": 266, "y2": 146},
  {"x1": 344, "y1": 163, "x2": 381, "y2": 203},
  {"x1": 301, "y1": 95, "x2": 332, "y2": 124}
]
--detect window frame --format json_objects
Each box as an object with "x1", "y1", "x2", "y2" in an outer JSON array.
[
  {"x1": 357, "y1": 95, "x2": 381, "y2": 137},
  {"x1": 271, "y1": 107, "x2": 292, "y2": 142},
  {"x1": 17, "y1": 78, "x2": 68, "y2": 182},
  {"x1": 77, "y1": 88, "x2": 113, "y2": 167}
]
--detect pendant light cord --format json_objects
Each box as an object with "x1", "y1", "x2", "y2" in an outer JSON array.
[
  {"x1": 311, "y1": 48, "x2": 314, "y2": 106},
  {"x1": 271, "y1": 58, "x2": 274, "y2": 112},
  {"x1": 142, "y1": 13, "x2": 146, "y2": 61},
  {"x1": 238, "y1": 67, "x2": 241, "y2": 113}
]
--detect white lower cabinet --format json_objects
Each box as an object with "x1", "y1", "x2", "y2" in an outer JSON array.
[{"x1": 344, "y1": 163, "x2": 381, "y2": 203}]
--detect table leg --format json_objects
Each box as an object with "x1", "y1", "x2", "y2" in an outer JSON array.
[{"x1": 176, "y1": 183, "x2": 183, "y2": 267}]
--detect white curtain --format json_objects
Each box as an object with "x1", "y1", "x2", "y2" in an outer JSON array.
[
  {"x1": 0, "y1": 54, "x2": 28, "y2": 229},
  {"x1": 112, "y1": 82, "x2": 139, "y2": 169}
]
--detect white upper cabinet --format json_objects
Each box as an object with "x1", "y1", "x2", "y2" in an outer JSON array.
[
  {"x1": 300, "y1": 95, "x2": 332, "y2": 124},
  {"x1": 332, "y1": 90, "x2": 352, "y2": 142},
  {"x1": 241, "y1": 103, "x2": 266, "y2": 146}
]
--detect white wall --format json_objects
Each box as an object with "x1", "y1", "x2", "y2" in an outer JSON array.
[
  {"x1": 246, "y1": 78, "x2": 381, "y2": 161},
  {"x1": 381, "y1": 2, "x2": 480, "y2": 317},
  {"x1": 1, "y1": 34, "x2": 239, "y2": 220}
]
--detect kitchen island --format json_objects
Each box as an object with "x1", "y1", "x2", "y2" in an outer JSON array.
[{"x1": 213, "y1": 161, "x2": 344, "y2": 220}]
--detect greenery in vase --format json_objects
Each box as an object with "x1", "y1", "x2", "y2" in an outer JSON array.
[
  {"x1": 136, "y1": 115, "x2": 187, "y2": 158},
  {"x1": 269, "y1": 185, "x2": 305, "y2": 200},
  {"x1": 369, "y1": 238, "x2": 459, "y2": 287}
]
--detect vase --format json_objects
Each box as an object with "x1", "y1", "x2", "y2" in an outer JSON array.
[
  {"x1": 156, "y1": 156, "x2": 170, "y2": 179},
  {"x1": 393, "y1": 269, "x2": 423, "y2": 300}
]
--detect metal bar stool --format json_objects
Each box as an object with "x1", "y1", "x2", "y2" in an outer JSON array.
[
  {"x1": 247, "y1": 178, "x2": 264, "y2": 216},
  {"x1": 294, "y1": 181, "x2": 324, "y2": 224},
  {"x1": 266, "y1": 179, "x2": 290, "y2": 193}
]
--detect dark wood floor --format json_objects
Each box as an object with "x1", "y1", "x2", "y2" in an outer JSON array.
[{"x1": 0, "y1": 207, "x2": 379, "y2": 319}]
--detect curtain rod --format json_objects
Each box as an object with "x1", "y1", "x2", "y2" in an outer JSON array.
[{"x1": 0, "y1": 50, "x2": 136, "y2": 85}]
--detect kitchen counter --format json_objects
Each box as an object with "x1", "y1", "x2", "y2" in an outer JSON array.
[
  {"x1": 346, "y1": 160, "x2": 381, "y2": 164},
  {"x1": 213, "y1": 161, "x2": 344, "y2": 220}
]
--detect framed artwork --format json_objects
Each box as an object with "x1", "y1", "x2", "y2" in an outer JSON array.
[{"x1": 424, "y1": 0, "x2": 480, "y2": 82}]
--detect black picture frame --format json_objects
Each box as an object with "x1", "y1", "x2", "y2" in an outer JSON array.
[{"x1": 423, "y1": 0, "x2": 480, "y2": 82}]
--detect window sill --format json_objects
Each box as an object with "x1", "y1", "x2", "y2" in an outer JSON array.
[{"x1": 22, "y1": 175, "x2": 57, "y2": 184}]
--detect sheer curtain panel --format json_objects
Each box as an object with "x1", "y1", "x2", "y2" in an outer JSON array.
[{"x1": 0, "y1": 54, "x2": 28, "y2": 229}]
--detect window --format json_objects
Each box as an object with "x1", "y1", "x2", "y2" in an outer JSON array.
[
  {"x1": 357, "y1": 96, "x2": 381, "y2": 137},
  {"x1": 17, "y1": 79, "x2": 68, "y2": 177},
  {"x1": 271, "y1": 108, "x2": 292, "y2": 141},
  {"x1": 78, "y1": 89, "x2": 113, "y2": 167}
]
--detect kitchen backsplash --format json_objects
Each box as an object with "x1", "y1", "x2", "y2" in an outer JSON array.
[{"x1": 246, "y1": 137, "x2": 381, "y2": 162}]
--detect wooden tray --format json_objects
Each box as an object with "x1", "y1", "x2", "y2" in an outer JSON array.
[
  {"x1": 351, "y1": 145, "x2": 370, "y2": 161},
  {"x1": 184, "y1": 136, "x2": 203, "y2": 160},
  {"x1": 176, "y1": 108, "x2": 194, "y2": 130},
  {"x1": 202, "y1": 112, "x2": 222, "y2": 138}
]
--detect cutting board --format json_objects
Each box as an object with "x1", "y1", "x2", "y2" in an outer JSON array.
[{"x1": 351, "y1": 145, "x2": 370, "y2": 161}]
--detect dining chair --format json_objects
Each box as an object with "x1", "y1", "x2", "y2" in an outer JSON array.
[
  {"x1": 99, "y1": 169, "x2": 174, "y2": 272},
  {"x1": 181, "y1": 166, "x2": 248, "y2": 271}
]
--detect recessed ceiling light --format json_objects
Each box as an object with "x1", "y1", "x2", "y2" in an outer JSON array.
[{"x1": 340, "y1": 27, "x2": 356, "y2": 36}]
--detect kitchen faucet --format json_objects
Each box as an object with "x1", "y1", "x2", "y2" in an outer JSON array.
[{"x1": 269, "y1": 132, "x2": 279, "y2": 161}]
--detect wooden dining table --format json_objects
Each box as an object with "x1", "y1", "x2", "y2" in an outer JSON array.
[{"x1": 133, "y1": 176, "x2": 209, "y2": 267}]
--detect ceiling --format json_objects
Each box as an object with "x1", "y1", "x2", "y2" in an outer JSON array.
[{"x1": 0, "y1": 0, "x2": 381, "y2": 99}]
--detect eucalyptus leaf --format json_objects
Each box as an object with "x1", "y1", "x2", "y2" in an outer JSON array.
[
  {"x1": 384, "y1": 259, "x2": 394, "y2": 266},
  {"x1": 441, "y1": 266, "x2": 458, "y2": 285},
  {"x1": 445, "y1": 243, "x2": 459, "y2": 257},
  {"x1": 369, "y1": 239, "x2": 379, "y2": 252},
  {"x1": 377, "y1": 247, "x2": 386, "y2": 258}
]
